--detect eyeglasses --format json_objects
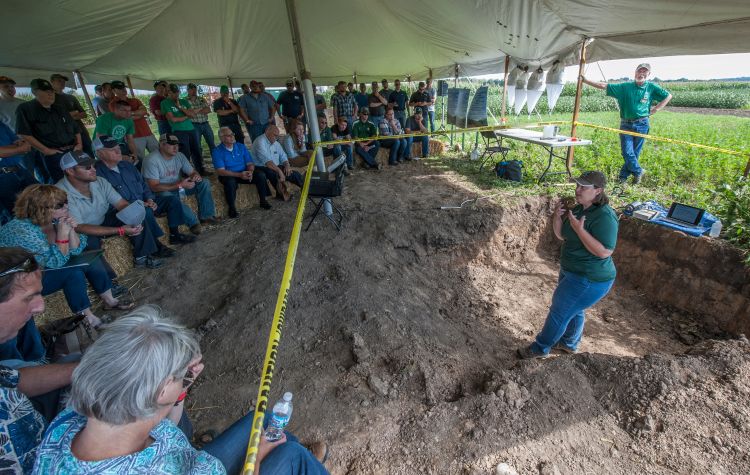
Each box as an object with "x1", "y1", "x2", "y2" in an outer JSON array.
[
  {"x1": 76, "y1": 164, "x2": 93, "y2": 170},
  {"x1": 0, "y1": 258, "x2": 39, "y2": 278},
  {"x1": 53, "y1": 200, "x2": 68, "y2": 210}
]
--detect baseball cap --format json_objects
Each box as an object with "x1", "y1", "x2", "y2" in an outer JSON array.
[
  {"x1": 636, "y1": 63, "x2": 651, "y2": 72},
  {"x1": 220, "y1": 85, "x2": 229, "y2": 93},
  {"x1": 59, "y1": 150, "x2": 94, "y2": 171},
  {"x1": 159, "y1": 134, "x2": 180, "y2": 145},
  {"x1": 359, "y1": 107, "x2": 369, "y2": 115},
  {"x1": 153, "y1": 80, "x2": 167, "y2": 88},
  {"x1": 50, "y1": 73, "x2": 69, "y2": 82},
  {"x1": 93, "y1": 135, "x2": 119, "y2": 151},
  {"x1": 0, "y1": 76, "x2": 16, "y2": 85},
  {"x1": 285, "y1": 80, "x2": 294, "y2": 86},
  {"x1": 187, "y1": 83, "x2": 197, "y2": 89},
  {"x1": 30, "y1": 78, "x2": 54, "y2": 91},
  {"x1": 110, "y1": 80, "x2": 126, "y2": 89},
  {"x1": 168, "y1": 83, "x2": 179, "y2": 93},
  {"x1": 572, "y1": 170, "x2": 606, "y2": 188},
  {"x1": 413, "y1": 106, "x2": 423, "y2": 115}
]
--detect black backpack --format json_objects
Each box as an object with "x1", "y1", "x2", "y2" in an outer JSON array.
[{"x1": 495, "y1": 160, "x2": 523, "y2": 182}]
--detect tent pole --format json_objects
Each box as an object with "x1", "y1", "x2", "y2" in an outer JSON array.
[
  {"x1": 353, "y1": 72, "x2": 357, "y2": 85},
  {"x1": 73, "y1": 70, "x2": 96, "y2": 118},
  {"x1": 500, "y1": 55, "x2": 510, "y2": 124},
  {"x1": 451, "y1": 64, "x2": 458, "y2": 147},
  {"x1": 227, "y1": 77, "x2": 235, "y2": 99},
  {"x1": 566, "y1": 39, "x2": 588, "y2": 173},
  {"x1": 126, "y1": 76, "x2": 135, "y2": 96}
]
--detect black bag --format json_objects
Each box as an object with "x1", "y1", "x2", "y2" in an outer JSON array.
[
  {"x1": 495, "y1": 160, "x2": 523, "y2": 182},
  {"x1": 39, "y1": 314, "x2": 96, "y2": 360}
]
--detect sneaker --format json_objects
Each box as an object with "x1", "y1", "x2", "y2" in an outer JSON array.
[
  {"x1": 189, "y1": 224, "x2": 202, "y2": 235},
  {"x1": 347, "y1": 164, "x2": 354, "y2": 171},
  {"x1": 134, "y1": 255, "x2": 163, "y2": 269},
  {"x1": 412, "y1": 156, "x2": 421, "y2": 161},
  {"x1": 552, "y1": 342, "x2": 578, "y2": 354},
  {"x1": 169, "y1": 233, "x2": 197, "y2": 245},
  {"x1": 516, "y1": 345, "x2": 549, "y2": 360},
  {"x1": 633, "y1": 170, "x2": 646, "y2": 185},
  {"x1": 200, "y1": 217, "x2": 221, "y2": 225},
  {"x1": 154, "y1": 246, "x2": 176, "y2": 258},
  {"x1": 372, "y1": 163, "x2": 381, "y2": 170},
  {"x1": 228, "y1": 208, "x2": 239, "y2": 219},
  {"x1": 260, "y1": 200, "x2": 272, "y2": 210},
  {"x1": 389, "y1": 161, "x2": 398, "y2": 166}
]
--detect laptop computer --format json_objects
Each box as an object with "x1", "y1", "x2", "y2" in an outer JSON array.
[{"x1": 662, "y1": 202, "x2": 705, "y2": 228}]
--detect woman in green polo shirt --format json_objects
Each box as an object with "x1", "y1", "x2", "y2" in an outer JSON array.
[{"x1": 518, "y1": 171, "x2": 618, "y2": 359}]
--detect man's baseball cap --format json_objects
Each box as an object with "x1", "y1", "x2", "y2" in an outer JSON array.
[
  {"x1": 187, "y1": 83, "x2": 197, "y2": 89},
  {"x1": 636, "y1": 63, "x2": 651, "y2": 72},
  {"x1": 159, "y1": 133, "x2": 180, "y2": 145},
  {"x1": 413, "y1": 106, "x2": 423, "y2": 115},
  {"x1": 60, "y1": 150, "x2": 95, "y2": 171},
  {"x1": 153, "y1": 80, "x2": 167, "y2": 88},
  {"x1": 285, "y1": 80, "x2": 294, "y2": 86},
  {"x1": 359, "y1": 107, "x2": 369, "y2": 115},
  {"x1": 93, "y1": 135, "x2": 119, "y2": 151},
  {"x1": 50, "y1": 73, "x2": 69, "y2": 82},
  {"x1": 30, "y1": 78, "x2": 54, "y2": 91},
  {"x1": 0, "y1": 76, "x2": 16, "y2": 85},
  {"x1": 572, "y1": 170, "x2": 606, "y2": 188},
  {"x1": 110, "y1": 80, "x2": 126, "y2": 90},
  {"x1": 220, "y1": 85, "x2": 229, "y2": 93}
]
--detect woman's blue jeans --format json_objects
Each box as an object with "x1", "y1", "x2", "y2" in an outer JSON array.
[
  {"x1": 618, "y1": 117, "x2": 649, "y2": 181},
  {"x1": 532, "y1": 270, "x2": 614, "y2": 355},
  {"x1": 202, "y1": 412, "x2": 328, "y2": 475}
]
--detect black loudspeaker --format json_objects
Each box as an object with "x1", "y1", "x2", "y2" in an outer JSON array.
[{"x1": 437, "y1": 80, "x2": 449, "y2": 96}]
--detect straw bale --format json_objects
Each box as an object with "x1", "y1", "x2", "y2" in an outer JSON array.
[{"x1": 355, "y1": 139, "x2": 444, "y2": 167}]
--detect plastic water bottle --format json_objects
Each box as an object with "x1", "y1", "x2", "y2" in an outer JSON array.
[
  {"x1": 178, "y1": 186, "x2": 187, "y2": 201},
  {"x1": 709, "y1": 219, "x2": 722, "y2": 238},
  {"x1": 265, "y1": 392, "x2": 293, "y2": 442}
]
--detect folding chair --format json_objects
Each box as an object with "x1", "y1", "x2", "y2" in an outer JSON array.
[
  {"x1": 478, "y1": 130, "x2": 510, "y2": 172},
  {"x1": 305, "y1": 156, "x2": 346, "y2": 231}
]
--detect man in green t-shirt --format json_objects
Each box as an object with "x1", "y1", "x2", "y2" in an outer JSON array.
[
  {"x1": 160, "y1": 83, "x2": 209, "y2": 176},
  {"x1": 94, "y1": 100, "x2": 137, "y2": 164},
  {"x1": 582, "y1": 63, "x2": 672, "y2": 185},
  {"x1": 351, "y1": 108, "x2": 380, "y2": 170}
]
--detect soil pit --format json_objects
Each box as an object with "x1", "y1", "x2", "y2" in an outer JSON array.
[{"x1": 129, "y1": 161, "x2": 750, "y2": 474}]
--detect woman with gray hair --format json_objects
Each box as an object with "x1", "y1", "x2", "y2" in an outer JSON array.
[{"x1": 33, "y1": 306, "x2": 329, "y2": 474}]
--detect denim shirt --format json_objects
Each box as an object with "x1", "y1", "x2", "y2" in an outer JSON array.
[{"x1": 95, "y1": 160, "x2": 154, "y2": 204}]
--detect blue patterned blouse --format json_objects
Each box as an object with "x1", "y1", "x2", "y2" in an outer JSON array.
[
  {"x1": 0, "y1": 365, "x2": 47, "y2": 473},
  {"x1": 0, "y1": 219, "x2": 86, "y2": 269},
  {"x1": 33, "y1": 409, "x2": 225, "y2": 474}
]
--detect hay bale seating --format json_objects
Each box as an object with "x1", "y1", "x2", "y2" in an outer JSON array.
[{"x1": 355, "y1": 139, "x2": 445, "y2": 168}]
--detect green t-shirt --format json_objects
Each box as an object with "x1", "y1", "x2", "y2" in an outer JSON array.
[
  {"x1": 160, "y1": 98, "x2": 195, "y2": 132},
  {"x1": 351, "y1": 120, "x2": 377, "y2": 139},
  {"x1": 559, "y1": 203, "x2": 618, "y2": 282},
  {"x1": 94, "y1": 112, "x2": 135, "y2": 144},
  {"x1": 606, "y1": 81, "x2": 669, "y2": 120}
]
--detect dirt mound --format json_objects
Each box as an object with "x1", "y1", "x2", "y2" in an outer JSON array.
[{"x1": 127, "y1": 161, "x2": 748, "y2": 474}]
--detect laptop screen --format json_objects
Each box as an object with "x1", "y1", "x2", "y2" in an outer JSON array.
[{"x1": 668, "y1": 203, "x2": 705, "y2": 225}]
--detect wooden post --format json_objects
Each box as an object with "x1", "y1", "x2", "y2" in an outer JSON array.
[
  {"x1": 73, "y1": 70, "x2": 96, "y2": 117},
  {"x1": 500, "y1": 55, "x2": 510, "y2": 124},
  {"x1": 126, "y1": 75, "x2": 135, "y2": 96},
  {"x1": 566, "y1": 39, "x2": 588, "y2": 173},
  {"x1": 744, "y1": 157, "x2": 750, "y2": 177},
  {"x1": 227, "y1": 76, "x2": 234, "y2": 98}
]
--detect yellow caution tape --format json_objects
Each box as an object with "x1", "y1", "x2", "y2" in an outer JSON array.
[{"x1": 242, "y1": 150, "x2": 317, "y2": 475}]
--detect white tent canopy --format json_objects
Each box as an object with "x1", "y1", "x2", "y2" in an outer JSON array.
[{"x1": 2, "y1": 0, "x2": 749, "y2": 89}]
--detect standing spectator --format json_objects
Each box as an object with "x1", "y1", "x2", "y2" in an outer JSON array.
[
  {"x1": 238, "y1": 81, "x2": 276, "y2": 142},
  {"x1": 276, "y1": 80, "x2": 305, "y2": 129},
  {"x1": 389, "y1": 79, "x2": 409, "y2": 128},
  {"x1": 313, "y1": 83, "x2": 327, "y2": 117},
  {"x1": 378, "y1": 109, "x2": 407, "y2": 166},
  {"x1": 425, "y1": 78, "x2": 437, "y2": 132},
  {"x1": 161, "y1": 84, "x2": 209, "y2": 176},
  {"x1": 94, "y1": 100, "x2": 138, "y2": 162},
  {"x1": 251, "y1": 125, "x2": 305, "y2": 193},
  {"x1": 409, "y1": 82, "x2": 432, "y2": 127},
  {"x1": 322, "y1": 115, "x2": 353, "y2": 171},
  {"x1": 16, "y1": 78, "x2": 82, "y2": 183},
  {"x1": 142, "y1": 134, "x2": 218, "y2": 240},
  {"x1": 354, "y1": 83, "x2": 369, "y2": 111},
  {"x1": 0, "y1": 123, "x2": 36, "y2": 222},
  {"x1": 91, "y1": 82, "x2": 112, "y2": 117},
  {"x1": 379, "y1": 79, "x2": 392, "y2": 108},
  {"x1": 330, "y1": 81, "x2": 357, "y2": 128},
  {"x1": 404, "y1": 107, "x2": 430, "y2": 160},
  {"x1": 368, "y1": 82, "x2": 387, "y2": 128},
  {"x1": 212, "y1": 126, "x2": 273, "y2": 215},
  {"x1": 212, "y1": 85, "x2": 245, "y2": 143},
  {"x1": 149, "y1": 80, "x2": 171, "y2": 135},
  {"x1": 185, "y1": 83, "x2": 215, "y2": 153},
  {"x1": 0, "y1": 76, "x2": 24, "y2": 130},
  {"x1": 109, "y1": 80, "x2": 159, "y2": 162},
  {"x1": 351, "y1": 108, "x2": 380, "y2": 170},
  {"x1": 50, "y1": 73, "x2": 93, "y2": 158},
  {"x1": 347, "y1": 82, "x2": 355, "y2": 96}
]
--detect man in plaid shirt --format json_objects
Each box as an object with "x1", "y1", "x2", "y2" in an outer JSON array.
[
  {"x1": 185, "y1": 83, "x2": 215, "y2": 152},
  {"x1": 330, "y1": 81, "x2": 358, "y2": 128}
]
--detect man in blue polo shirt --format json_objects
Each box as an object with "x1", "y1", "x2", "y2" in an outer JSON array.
[
  {"x1": 582, "y1": 63, "x2": 672, "y2": 184},
  {"x1": 212, "y1": 126, "x2": 273, "y2": 215},
  {"x1": 238, "y1": 81, "x2": 277, "y2": 142}
]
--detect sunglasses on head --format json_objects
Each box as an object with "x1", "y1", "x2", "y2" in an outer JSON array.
[
  {"x1": 53, "y1": 200, "x2": 68, "y2": 210},
  {"x1": 0, "y1": 258, "x2": 39, "y2": 278}
]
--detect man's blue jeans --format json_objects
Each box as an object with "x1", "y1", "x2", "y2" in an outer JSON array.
[
  {"x1": 532, "y1": 270, "x2": 614, "y2": 355},
  {"x1": 619, "y1": 117, "x2": 649, "y2": 181},
  {"x1": 193, "y1": 121, "x2": 216, "y2": 152},
  {"x1": 156, "y1": 119, "x2": 171, "y2": 135},
  {"x1": 323, "y1": 144, "x2": 353, "y2": 168},
  {"x1": 405, "y1": 135, "x2": 430, "y2": 159},
  {"x1": 153, "y1": 192, "x2": 185, "y2": 228},
  {"x1": 156, "y1": 180, "x2": 215, "y2": 227},
  {"x1": 355, "y1": 142, "x2": 380, "y2": 168},
  {"x1": 379, "y1": 138, "x2": 406, "y2": 164},
  {"x1": 202, "y1": 412, "x2": 328, "y2": 475},
  {"x1": 426, "y1": 110, "x2": 436, "y2": 132},
  {"x1": 42, "y1": 261, "x2": 112, "y2": 314}
]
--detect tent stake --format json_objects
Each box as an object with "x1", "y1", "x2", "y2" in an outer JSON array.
[
  {"x1": 126, "y1": 75, "x2": 135, "y2": 96},
  {"x1": 500, "y1": 55, "x2": 510, "y2": 123},
  {"x1": 567, "y1": 39, "x2": 588, "y2": 173},
  {"x1": 73, "y1": 70, "x2": 96, "y2": 118}
]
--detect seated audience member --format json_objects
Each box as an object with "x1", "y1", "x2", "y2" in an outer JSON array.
[
  {"x1": 0, "y1": 76, "x2": 24, "y2": 130},
  {"x1": 212, "y1": 126, "x2": 273, "y2": 215},
  {"x1": 282, "y1": 119, "x2": 313, "y2": 165},
  {"x1": 331, "y1": 80, "x2": 358, "y2": 129},
  {"x1": 378, "y1": 108, "x2": 408, "y2": 165},
  {"x1": 0, "y1": 122, "x2": 36, "y2": 223},
  {"x1": 405, "y1": 107, "x2": 430, "y2": 160},
  {"x1": 94, "y1": 100, "x2": 138, "y2": 163},
  {"x1": 32, "y1": 306, "x2": 329, "y2": 474},
  {"x1": 149, "y1": 80, "x2": 171, "y2": 135},
  {"x1": 388, "y1": 79, "x2": 409, "y2": 128},
  {"x1": 94, "y1": 136, "x2": 176, "y2": 260},
  {"x1": 142, "y1": 134, "x2": 218, "y2": 241},
  {"x1": 57, "y1": 150, "x2": 164, "y2": 270},
  {"x1": 0, "y1": 185, "x2": 128, "y2": 329},
  {"x1": 0, "y1": 248, "x2": 79, "y2": 473},
  {"x1": 368, "y1": 82, "x2": 387, "y2": 128},
  {"x1": 91, "y1": 82, "x2": 112, "y2": 117},
  {"x1": 276, "y1": 80, "x2": 305, "y2": 129},
  {"x1": 161, "y1": 84, "x2": 209, "y2": 176},
  {"x1": 320, "y1": 115, "x2": 353, "y2": 171},
  {"x1": 351, "y1": 108, "x2": 380, "y2": 170},
  {"x1": 109, "y1": 80, "x2": 159, "y2": 162},
  {"x1": 313, "y1": 83, "x2": 326, "y2": 117},
  {"x1": 50, "y1": 73, "x2": 93, "y2": 158},
  {"x1": 354, "y1": 83, "x2": 369, "y2": 111},
  {"x1": 252, "y1": 125, "x2": 305, "y2": 194},
  {"x1": 239, "y1": 81, "x2": 277, "y2": 142},
  {"x1": 186, "y1": 83, "x2": 215, "y2": 152},
  {"x1": 213, "y1": 85, "x2": 245, "y2": 143},
  {"x1": 15, "y1": 78, "x2": 82, "y2": 183}
]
